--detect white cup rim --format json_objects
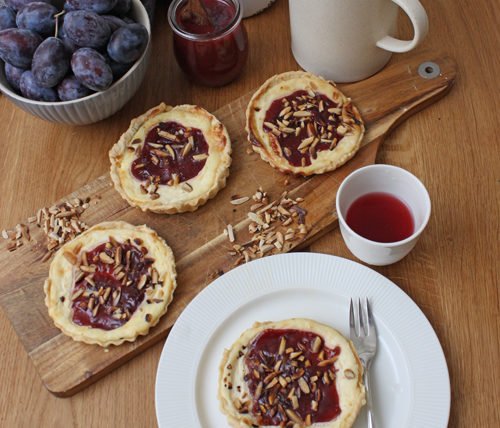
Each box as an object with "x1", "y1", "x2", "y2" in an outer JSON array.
[{"x1": 336, "y1": 164, "x2": 431, "y2": 247}]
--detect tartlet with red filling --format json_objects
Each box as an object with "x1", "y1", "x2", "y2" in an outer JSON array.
[
  {"x1": 110, "y1": 103, "x2": 231, "y2": 214},
  {"x1": 218, "y1": 319, "x2": 365, "y2": 427},
  {"x1": 44, "y1": 221, "x2": 176, "y2": 347},
  {"x1": 246, "y1": 71, "x2": 364, "y2": 176}
]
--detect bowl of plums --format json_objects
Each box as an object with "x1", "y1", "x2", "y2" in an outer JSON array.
[{"x1": 0, "y1": 0, "x2": 151, "y2": 125}]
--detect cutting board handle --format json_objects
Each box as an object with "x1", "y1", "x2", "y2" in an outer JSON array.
[{"x1": 343, "y1": 51, "x2": 457, "y2": 144}]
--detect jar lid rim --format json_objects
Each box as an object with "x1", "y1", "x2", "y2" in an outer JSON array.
[{"x1": 168, "y1": 0, "x2": 243, "y2": 41}]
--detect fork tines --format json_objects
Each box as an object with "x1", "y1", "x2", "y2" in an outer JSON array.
[{"x1": 349, "y1": 298, "x2": 377, "y2": 349}]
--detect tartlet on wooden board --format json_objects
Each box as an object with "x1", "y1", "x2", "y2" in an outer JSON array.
[
  {"x1": 246, "y1": 71, "x2": 364, "y2": 176},
  {"x1": 44, "y1": 221, "x2": 177, "y2": 347},
  {"x1": 110, "y1": 103, "x2": 232, "y2": 214}
]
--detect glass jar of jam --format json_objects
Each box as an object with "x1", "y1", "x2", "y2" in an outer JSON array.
[{"x1": 168, "y1": 0, "x2": 248, "y2": 87}]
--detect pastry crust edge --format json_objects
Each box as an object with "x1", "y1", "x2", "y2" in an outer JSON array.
[
  {"x1": 217, "y1": 318, "x2": 366, "y2": 428},
  {"x1": 44, "y1": 221, "x2": 177, "y2": 347},
  {"x1": 109, "y1": 103, "x2": 232, "y2": 214},
  {"x1": 245, "y1": 71, "x2": 365, "y2": 177}
]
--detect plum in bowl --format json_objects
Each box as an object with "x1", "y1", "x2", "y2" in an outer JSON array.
[{"x1": 0, "y1": 0, "x2": 151, "y2": 125}]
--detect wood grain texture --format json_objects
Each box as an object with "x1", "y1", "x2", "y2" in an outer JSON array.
[
  {"x1": 0, "y1": 0, "x2": 498, "y2": 426},
  {"x1": 0, "y1": 50, "x2": 455, "y2": 396}
]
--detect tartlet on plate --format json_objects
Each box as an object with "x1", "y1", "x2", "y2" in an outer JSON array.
[
  {"x1": 246, "y1": 71, "x2": 364, "y2": 176},
  {"x1": 44, "y1": 221, "x2": 176, "y2": 347},
  {"x1": 110, "y1": 103, "x2": 232, "y2": 214},
  {"x1": 218, "y1": 318, "x2": 365, "y2": 427}
]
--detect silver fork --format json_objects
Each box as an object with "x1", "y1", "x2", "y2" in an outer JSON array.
[{"x1": 350, "y1": 298, "x2": 377, "y2": 428}]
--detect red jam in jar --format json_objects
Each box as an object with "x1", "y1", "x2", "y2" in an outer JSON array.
[{"x1": 168, "y1": 0, "x2": 248, "y2": 86}]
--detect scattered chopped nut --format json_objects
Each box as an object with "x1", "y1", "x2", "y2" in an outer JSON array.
[
  {"x1": 3, "y1": 198, "x2": 92, "y2": 259},
  {"x1": 227, "y1": 188, "x2": 308, "y2": 266},
  {"x1": 226, "y1": 224, "x2": 235, "y2": 243},
  {"x1": 230, "y1": 196, "x2": 250, "y2": 205}
]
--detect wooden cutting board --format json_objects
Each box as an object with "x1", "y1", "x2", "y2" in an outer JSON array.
[{"x1": 0, "y1": 50, "x2": 456, "y2": 397}]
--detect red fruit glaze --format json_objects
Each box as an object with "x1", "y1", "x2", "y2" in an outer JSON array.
[{"x1": 244, "y1": 329, "x2": 341, "y2": 425}]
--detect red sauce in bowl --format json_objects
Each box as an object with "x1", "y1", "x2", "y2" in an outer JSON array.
[{"x1": 346, "y1": 192, "x2": 415, "y2": 243}]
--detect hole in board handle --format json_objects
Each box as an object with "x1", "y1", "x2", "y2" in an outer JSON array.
[{"x1": 418, "y1": 62, "x2": 441, "y2": 79}]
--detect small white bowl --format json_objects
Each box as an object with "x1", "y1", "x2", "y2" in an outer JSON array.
[
  {"x1": 336, "y1": 164, "x2": 431, "y2": 266},
  {"x1": 0, "y1": 0, "x2": 151, "y2": 125}
]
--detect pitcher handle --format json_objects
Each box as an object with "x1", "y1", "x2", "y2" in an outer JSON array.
[{"x1": 376, "y1": 0, "x2": 429, "y2": 53}]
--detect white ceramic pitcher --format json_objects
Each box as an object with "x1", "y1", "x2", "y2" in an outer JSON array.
[{"x1": 289, "y1": 0, "x2": 429, "y2": 82}]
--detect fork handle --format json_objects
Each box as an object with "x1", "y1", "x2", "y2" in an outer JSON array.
[{"x1": 363, "y1": 361, "x2": 376, "y2": 428}]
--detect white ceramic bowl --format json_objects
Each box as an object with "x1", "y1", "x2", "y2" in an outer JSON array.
[
  {"x1": 0, "y1": 0, "x2": 151, "y2": 125},
  {"x1": 241, "y1": 0, "x2": 276, "y2": 18},
  {"x1": 336, "y1": 164, "x2": 431, "y2": 266}
]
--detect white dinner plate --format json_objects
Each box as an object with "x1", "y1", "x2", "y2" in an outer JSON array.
[{"x1": 155, "y1": 253, "x2": 450, "y2": 428}]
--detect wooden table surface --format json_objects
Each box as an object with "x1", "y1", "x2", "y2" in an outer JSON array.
[{"x1": 0, "y1": 0, "x2": 498, "y2": 426}]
